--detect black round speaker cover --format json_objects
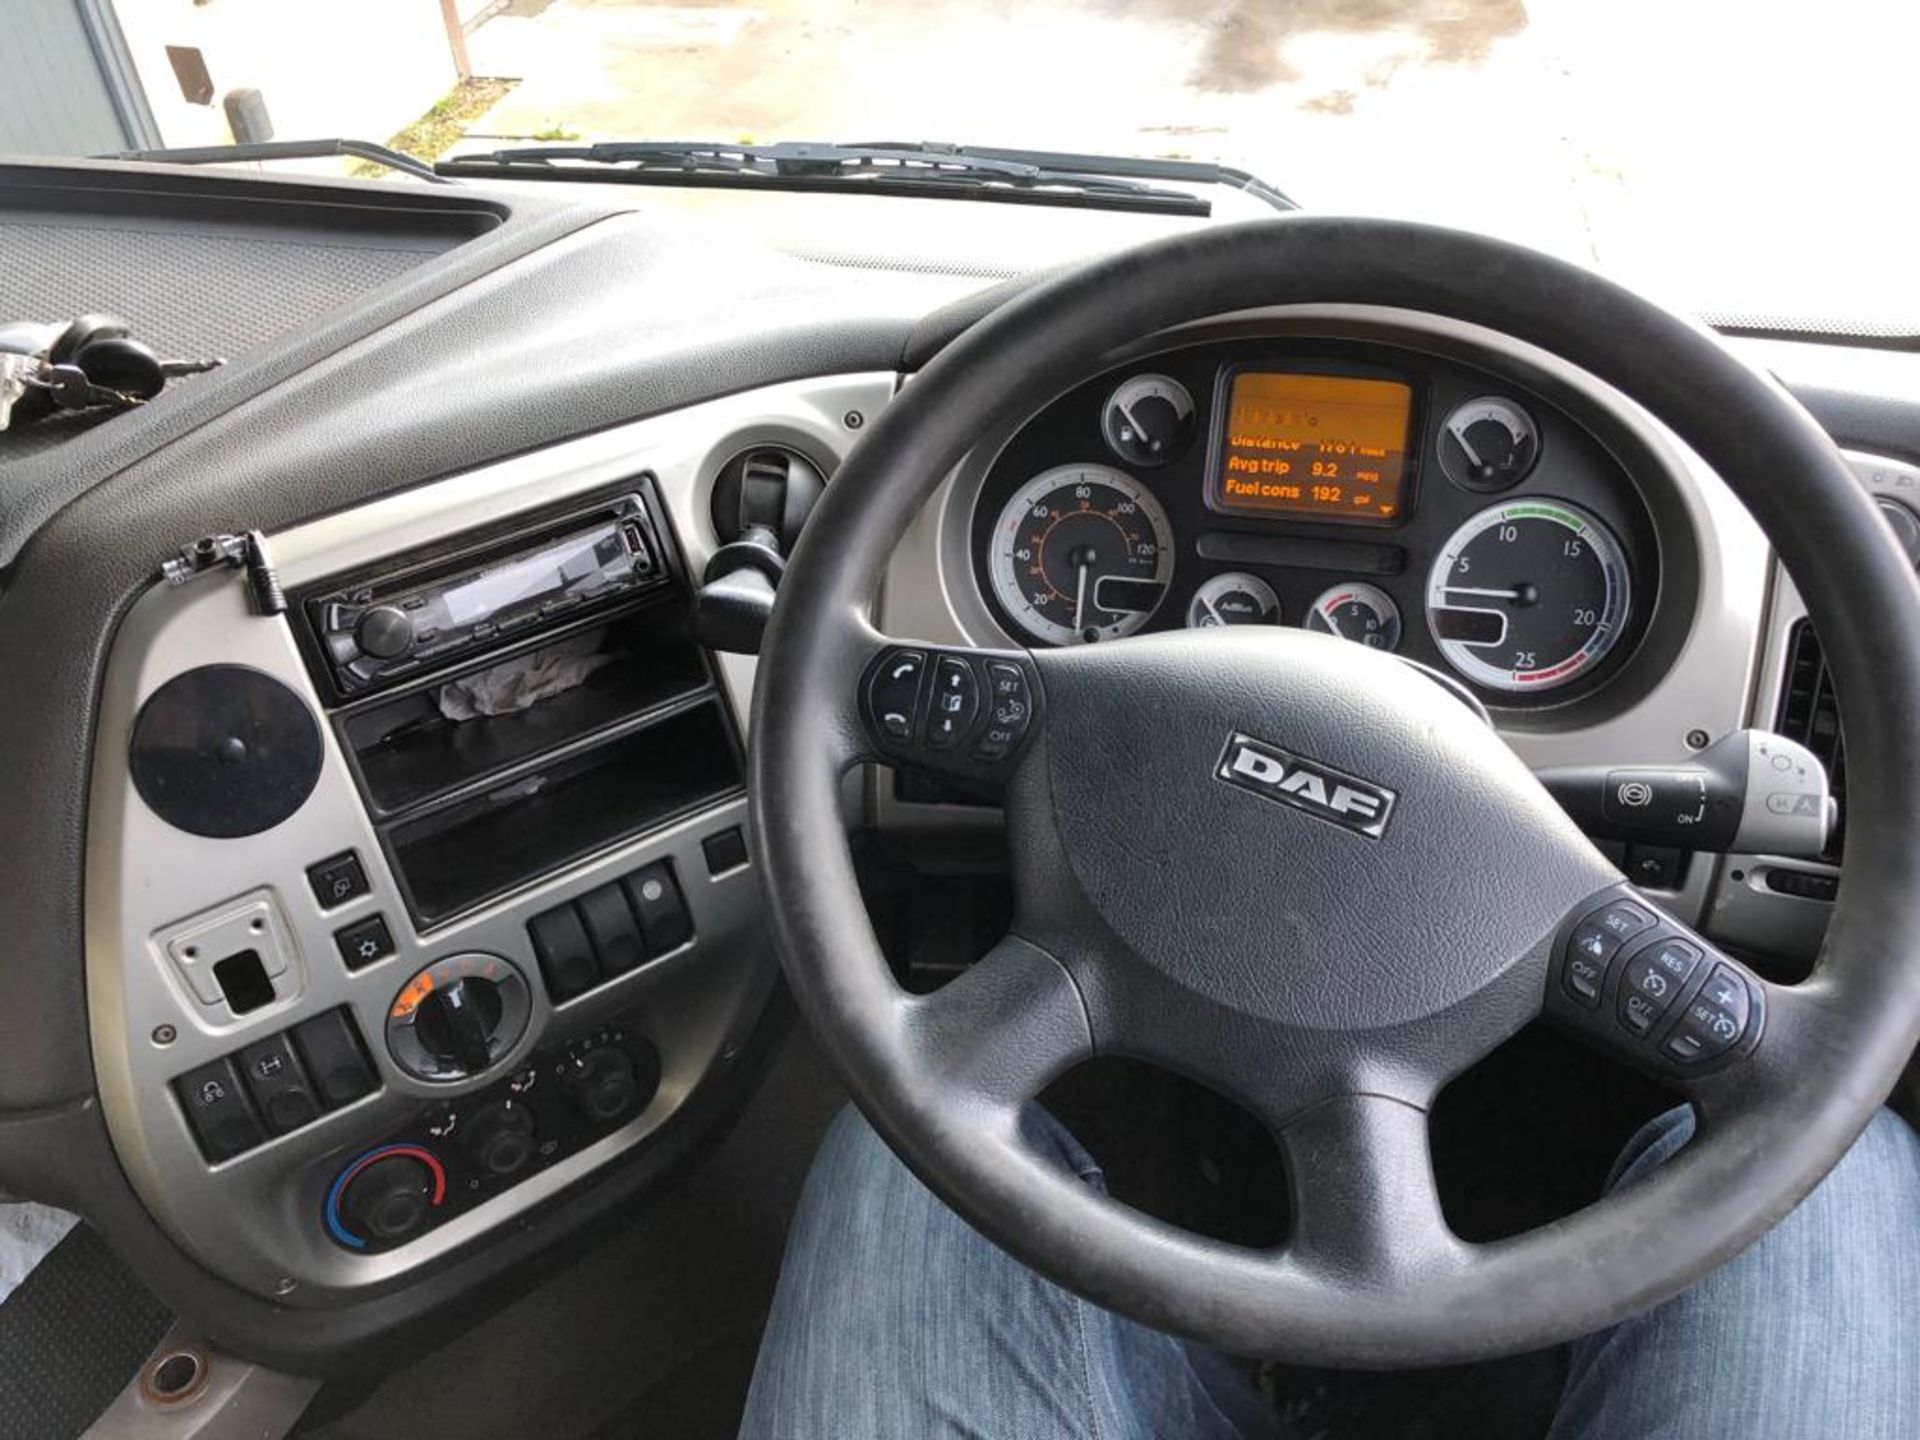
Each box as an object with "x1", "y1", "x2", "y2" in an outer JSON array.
[{"x1": 129, "y1": 666, "x2": 323, "y2": 838}]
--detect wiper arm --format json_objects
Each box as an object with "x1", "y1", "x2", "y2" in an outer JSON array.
[
  {"x1": 105, "y1": 138, "x2": 454, "y2": 185},
  {"x1": 851, "y1": 141, "x2": 1300, "y2": 214},
  {"x1": 436, "y1": 139, "x2": 1293, "y2": 217}
]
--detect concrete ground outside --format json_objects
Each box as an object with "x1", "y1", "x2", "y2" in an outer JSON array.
[{"x1": 451, "y1": 0, "x2": 1913, "y2": 323}]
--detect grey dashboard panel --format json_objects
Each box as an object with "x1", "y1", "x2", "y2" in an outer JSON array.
[
  {"x1": 63, "y1": 373, "x2": 892, "y2": 1361},
  {"x1": 0, "y1": 163, "x2": 972, "y2": 1117}
]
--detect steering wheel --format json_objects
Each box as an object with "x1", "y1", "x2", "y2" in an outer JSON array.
[{"x1": 747, "y1": 218, "x2": 1920, "y2": 1366}]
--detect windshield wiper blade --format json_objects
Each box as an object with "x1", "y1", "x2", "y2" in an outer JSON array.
[
  {"x1": 105, "y1": 138, "x2": 454, "y2": 185},
  {"x1": 851, "y1": 141, "x2": 1300, "y2": 214},
  {"x1": 436, "y1": 139, "x2": 1289, "y2": 216}
]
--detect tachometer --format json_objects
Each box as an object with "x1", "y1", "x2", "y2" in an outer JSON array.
[
  {"x1": 1425, "y1": 500, "x2": 1630, "y2": 692},
  {"x1": 989, "y1": 464, "x2": 1173, "y2": 645}
]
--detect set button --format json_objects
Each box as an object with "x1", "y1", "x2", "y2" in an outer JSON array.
[{"x1": 1663, "y1": 965, "x2": 1753, "y2": 1063}]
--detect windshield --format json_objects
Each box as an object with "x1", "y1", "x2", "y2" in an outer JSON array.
[{"x1": 54, "y1": 0, "x2": 1918, "y2": 328}]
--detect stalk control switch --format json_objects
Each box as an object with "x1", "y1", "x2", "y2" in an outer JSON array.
[{"x1": 1537, "y1": 730, "x2": 1833, "y2": 857}]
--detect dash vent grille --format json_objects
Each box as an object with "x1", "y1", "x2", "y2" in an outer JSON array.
[{"x1": 1774, "y1": 620, "x2": 1845, "y2": 861}]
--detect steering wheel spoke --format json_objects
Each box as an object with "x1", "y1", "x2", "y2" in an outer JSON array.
[
  {"x1": 900, "y1": 933, "x2": 1093, "y2": 1115},
  {"x1": 1278, "y1": 1094, "x2": 1464, "y2": 1282}
]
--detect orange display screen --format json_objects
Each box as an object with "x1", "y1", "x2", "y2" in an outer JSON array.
[{"x1": 1214, "y1": 372, "x2": 1413, "y2": 524}]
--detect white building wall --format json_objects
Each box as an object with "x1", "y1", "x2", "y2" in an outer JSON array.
[{"x1": 112, "y1": 0, "x2": 459, "y2": 150}]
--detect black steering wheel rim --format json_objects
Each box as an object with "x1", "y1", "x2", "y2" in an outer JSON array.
[{"x1": 748, "y1": 216, "x2": 1920, "y2": 1366}]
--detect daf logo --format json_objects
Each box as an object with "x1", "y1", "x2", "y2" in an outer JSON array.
[{"x1": 1215, "y1": 732, "x2": 1397, "y2": 839}]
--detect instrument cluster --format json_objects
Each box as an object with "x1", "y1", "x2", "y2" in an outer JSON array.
[{"x1": 967, "y1": 337, "x2": 1666, "y2": 706}]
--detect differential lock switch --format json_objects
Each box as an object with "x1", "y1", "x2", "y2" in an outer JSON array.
[{"x1": 1536, "y1": 729, "x2": 1834, "y2": 857}]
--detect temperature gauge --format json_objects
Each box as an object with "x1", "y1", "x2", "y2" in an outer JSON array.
[
  {"x1": 1188, "y1": 572, "x2": 1280, "y2": 629},
  {"x1": 1439, "y1": 396, "x2": 1540, "y2": 492},
  {"x1": 1306, "y1": 582, "x2": 1402, "y2": 651},
  {"x1": 1102, "y1": 374, "x2": 1196, "y2": 468}
]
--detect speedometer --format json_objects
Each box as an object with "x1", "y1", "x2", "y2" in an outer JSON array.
[
  {"x1": 1425, "y1": 499, "x2": 1631, "y2": 692},
  {"x1": 988, "y1": 464, "x2": 1173, "y2": 645}
]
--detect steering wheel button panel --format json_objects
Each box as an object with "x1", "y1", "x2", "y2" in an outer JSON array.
[
  {"x1": 862, "y1": 647, "x2": 1041, "y2": 784},
  {"x1": 1554, "y1": 892, "x2": 1764, "y2": 1071}
]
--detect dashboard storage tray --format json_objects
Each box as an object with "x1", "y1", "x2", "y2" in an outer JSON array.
[
  {"x1": 387, "y1": 700, "x2": 741, "y2": 926},
  {"x1": 342, "y1": 608, "x2": 708, "y2": 816}
]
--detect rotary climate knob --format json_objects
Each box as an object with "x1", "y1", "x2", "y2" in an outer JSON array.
[
  {"x1": 565, "y1": 1047, "x2": 638, "y2": 1123},
  {"x1": 386, "y1": 955, "x2": 532, "y2": 1082},
  {"x1": 326, "y1": 1145, "x2": 447, "y2": 1249},
  {"x1": 464, "y1": 1100, "x2": 537, "y2": 1177}
]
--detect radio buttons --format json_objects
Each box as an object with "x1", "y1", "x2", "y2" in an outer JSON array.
[{"x1": 355, "y1": 605, "x2": 415, "y2": 659}]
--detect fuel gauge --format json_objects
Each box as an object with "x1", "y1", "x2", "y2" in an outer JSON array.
[
  {"x1": 1439, "y1": 396, "x2": 1540, "y2": 492},
  {"x1": 1103, "y1": 374, "x2": 1196, "y2": 468},
  {"x1": 1306, "y1": 582, "x2": 1402, "y2": 651}
]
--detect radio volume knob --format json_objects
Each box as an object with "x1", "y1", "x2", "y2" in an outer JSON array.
[{"x1": 355, "y1": 604, "x2": 415, "y2": 660}]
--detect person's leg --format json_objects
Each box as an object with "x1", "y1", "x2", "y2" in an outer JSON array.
[
  {"x1": 739, "y1": 1104, "x2": 1284, "y2": 1440},
  {"x1": 1551, "y1": 1105, "x2": 1920, "y2": 1439}
]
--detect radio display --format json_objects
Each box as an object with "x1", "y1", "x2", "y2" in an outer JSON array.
[
  {"x1": 1213, "y1": 371, "x2": 1413, "y2": 525},
  {"x1": 438, "y1": 523, "x2": 629, "y2": 625}
]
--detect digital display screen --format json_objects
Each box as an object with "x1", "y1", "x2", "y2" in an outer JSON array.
[
  {"x1": 1213, "y1": 372, "x2": 1413, "y2": 525},
  {"x1": 439, "y1": 524, "x2": 627, "y2": 625}
]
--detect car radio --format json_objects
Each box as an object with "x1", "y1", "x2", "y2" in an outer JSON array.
[{"x1": 302, "y1": 493, "x2": 665, "y2": 698}]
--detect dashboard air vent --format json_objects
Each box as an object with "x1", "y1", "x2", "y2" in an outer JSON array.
[{"x1": 1774, "y1": 620, "x2": 1845, "y2": 861}]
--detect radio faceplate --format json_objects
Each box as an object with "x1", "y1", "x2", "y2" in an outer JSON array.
[{"x1": 301, "y1": 492, "x2": 665, "y2": 700}]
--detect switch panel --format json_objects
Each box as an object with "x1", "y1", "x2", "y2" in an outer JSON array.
[
  {"x1": 173, "y1": 1008, "x2": 381, "y2": 1162},
  {"x1": 526, "y1": 861, "x2": 695, "y2": 1006}
]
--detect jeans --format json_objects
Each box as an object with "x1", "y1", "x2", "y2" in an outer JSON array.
[{"x1": 739, "y1": 1103, "x2": 1920, "y2": 1439}]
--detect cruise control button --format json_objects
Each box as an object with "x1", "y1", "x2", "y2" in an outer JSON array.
[
  {"x1": 1662, "y1": 965, "x2": 1753, "y2": 1063},
  {"x1": 1618, "y1": 949, "x2": 1688, "y2": 1035},
  {"x1": 1619, "y1": 989, "x2": 1663, "y2": 1036},
  {"x1": 1641, "y1": 937, "x2": 1703, "y2": 983},
  {"x1": 867, "y1": 650, "x2": 926, "y2": 742},
  {"x1": 926, "y1": 657, "x2": 980, "y2": 749},
  {"x1": 1592, "y1": 901, "x2": 1656, "y2": 941},
  {"x1": 974, "y1": 661, "x2": 1033, "y2": 762},
  {"x1": 1562, "y1": 922, "x2": 1623, "y2": 1008}
]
